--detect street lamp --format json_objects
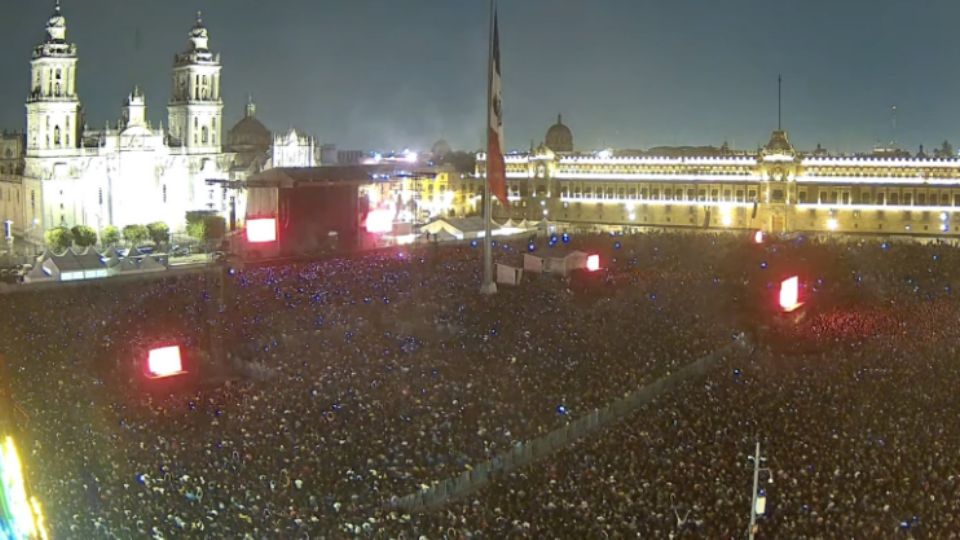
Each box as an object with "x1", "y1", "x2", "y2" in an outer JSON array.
[{"x1": 747, "y1": 441, "x2": 774, "y2": 539}]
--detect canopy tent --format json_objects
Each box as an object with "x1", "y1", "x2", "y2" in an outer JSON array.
[
  {"x1": 25, "y1": 248, "x2": 109, "y2": 282},
  {"x1": 114, "y1": 255, "x2": 167, "y2": 275},
  {"x1": 24, "y1": 248, "x2": 167, "y2": 282},
  {"x1": 420, "y1": 217, "x2": 535, "y2": 241}
]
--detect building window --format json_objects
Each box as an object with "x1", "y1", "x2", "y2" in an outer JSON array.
[
  {"x1": 772, "y1": 189, "x2": 784, "y2": 202},
  {"x1": 202, "y1": 126, "x2": 209, "y2": 144},
  {"x1": 30, "y1": 191, "x2": 35, "y2": 212},
  {"x1": 798, "y1": 191, "x2": 807, "y2": 204},
  {"x1": 890, "y1": 193, "x2": 900, "y2": 204},
  {"x1": 918, "y1": 193, "x2": 926, "y2": 205},
  {"x1": 98, "y1": 188, "x2": 103, "y2": 205},
  {"x1": 162, "y1": 185, "x2": 167, "y2": 203},
  {"x1": 54, "y1": 126, "x2": 61, "y2": 146}
]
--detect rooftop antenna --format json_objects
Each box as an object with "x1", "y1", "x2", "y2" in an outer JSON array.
[{"x1": 777, "y1": 74, "x2": 782, "y2": 131}]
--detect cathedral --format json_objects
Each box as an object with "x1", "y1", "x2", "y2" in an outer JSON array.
[{"x1": 0, "y1": 3, "x2": 319, "y2": 246}]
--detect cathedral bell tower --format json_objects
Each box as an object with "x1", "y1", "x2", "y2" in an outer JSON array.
[
  {"x1": 26, "y1": 0, "x2": 81, "y2": 156},
  {"x1": 167, "y1": 12, "x2": 223, "y2": 153}
]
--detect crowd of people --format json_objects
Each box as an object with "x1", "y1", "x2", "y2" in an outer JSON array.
[{"x1": 1, "y1": 230, "x2": 959, "y2": 538}]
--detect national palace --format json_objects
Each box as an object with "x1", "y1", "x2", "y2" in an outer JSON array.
[{"x1": 477, "y1": 116, "x2": 960, "y2": 238}]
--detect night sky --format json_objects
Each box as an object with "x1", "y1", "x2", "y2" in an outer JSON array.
[{"x1": 2, "y1": 0, "x2": 960, "y2": 154}]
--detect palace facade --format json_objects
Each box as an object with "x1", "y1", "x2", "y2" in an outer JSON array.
[{"x1": 478, "y1": 118, "x2": 960, "y2": 238}]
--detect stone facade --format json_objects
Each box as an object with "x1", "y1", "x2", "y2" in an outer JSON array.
[{"x1": 477, "y1": 127, "x2": 960, "y2": 238}]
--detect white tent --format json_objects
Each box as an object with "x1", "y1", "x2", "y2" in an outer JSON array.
[
  {"x1": 420, "y1": 217, "x2": 538, "y2": 242},
  {"x1": 113, "y1": 256, "x2": 167, "y2": 275},
  {"x1": 25, "y1": 248, "x2": 109, "y2": 282},
  {"x1": 23, "y1": 254, "x2": 59, "y2": 283}
]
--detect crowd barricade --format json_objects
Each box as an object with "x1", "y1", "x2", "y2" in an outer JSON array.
[{"x1": 390, "y1": 336, "x2": 751, "y2": 513}]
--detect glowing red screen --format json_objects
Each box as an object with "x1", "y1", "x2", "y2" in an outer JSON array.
[{"x1": 247, "y1": 218, "x2": 277, "y2": 243}]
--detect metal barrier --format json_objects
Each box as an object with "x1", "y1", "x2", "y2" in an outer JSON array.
[{"x1": 390, "y1": 335, "x2": 750, "y2": 512}]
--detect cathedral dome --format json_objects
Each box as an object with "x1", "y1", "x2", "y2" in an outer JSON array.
[
  {"x1": 227, "y1": 99, "x2": 271, "y2": 153},
  {"x1": 228, "y1": 117, "x2": 271, "y2": 151},
  {"x1": 545, "y1": 114, "x2": 573, "y2": 153}
]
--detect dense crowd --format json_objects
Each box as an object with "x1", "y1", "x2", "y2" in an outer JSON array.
[{"x1": 1, "y1": 230, "x2": 959, "y2": 538}]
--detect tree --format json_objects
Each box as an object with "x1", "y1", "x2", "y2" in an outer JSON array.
[
  {"x1": 187, "y1": 220, "x2": 206, "y2": 241},
  {"x1": 70, "y1": 225, "x2": 98, "y2": 248},
  {"x1": 101, "y1": 225, "x2": 121, "y2": 247},
  {"x1": 146, "y1": 222, "x2": 170, "y2": 245},
  {"x1": 44, "y1": 226, "x2": 74, "y2": 252},
  {"x1": 122, "y1": 224, "x2": 149, "y2": 245}
]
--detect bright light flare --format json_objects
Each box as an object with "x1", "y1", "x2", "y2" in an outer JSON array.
[
  {"x1": 826, "y1": 218, "x2": 839, "y2": 231},
  {"x1": 586, "y1": 254, "x2": 600, "y2": 272},
  {"x1": 0, "y1": 436, "x2": 46, "y2": 539},
  {"x1": 779, "y1": 276, "x2": 802, "y2": 312},
  {"x1": 246, "y1": 218, "x2": 277, "y2": 243},
  {"x1": 754, "y1": 230, "x2": 764, "y2": 244},
  {"x1": 365, "y1": 208, "x2": 394, "y2": 234},
  {"x1": 147, "y1": 345, "x2": 184, "y2": 379}
]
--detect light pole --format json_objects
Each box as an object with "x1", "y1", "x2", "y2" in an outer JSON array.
[{"x1": 748, "y1": 441, "x2": 773, "y2": 540}]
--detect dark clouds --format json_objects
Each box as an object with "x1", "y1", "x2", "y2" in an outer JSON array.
[{"x1": 1, "y1": 0, "x2": 959, "y2": 153}]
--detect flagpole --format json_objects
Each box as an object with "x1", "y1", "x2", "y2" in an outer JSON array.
[{"x1": 480, "y1": 0, "x2": 497, "y2": 295}]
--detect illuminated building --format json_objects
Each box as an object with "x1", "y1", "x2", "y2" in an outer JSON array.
[
  {"x1": 478, "y1": 118, "x2": 960, "y2": 237},
  {"x1": 0, "y1": 6, "x2": 236, "y2": 245},
  {"x1": 0, "y1": 133, "x2": 26, "y2": 240},
  {"x1": 0, "y1": 5, "x2": 321, "y2": 247}
]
